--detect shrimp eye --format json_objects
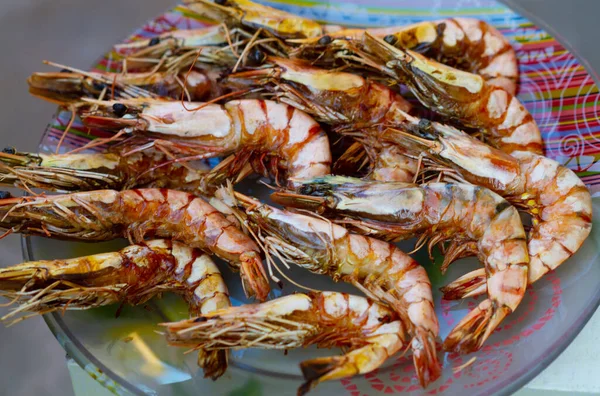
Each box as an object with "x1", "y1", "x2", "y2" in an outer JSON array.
[
  {"x1": 93, "y1": 81, "x2": 107, "y2": 91},
  {"x1": 384, "y1": 35, "x2": 398, "y2": 46},
  {"x1": 148, "y1": 37, "x2": 160, "y2": 47},
  {"x1": 194, "y1": 317, "x2": 208, "y2": 323},
  {"x1": 0, "y1": 191, "x2": 12, "y2": 199},
  {"x1": 247, "y1": 48, "x2": 266, "y2": 66},
  {"x1": 417, "y1": 118, "x2": 435, "y2": 138},
  {"x1": 2, "y1": 147, "x2": 16, "y2": 154},
  {"x1": 214, "y1": 0, "x2": 228, "y2": 5},
  {"x1": 317, "y1": 35, "x2": 332, "y2": 45},
  {"x1": 112, "y1": 103, "x2": 128, "y2": 117},
  {"x1": 59, "y1": 68, "x2": 72, "y2": 73},
  {"x1": 378, "y1": 314, "x2": 392, "y2": 323}
]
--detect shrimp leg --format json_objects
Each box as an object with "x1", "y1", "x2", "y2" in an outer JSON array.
[
  {"x1": 0, "y1": 189, "x2": 270, "y2": 301},
  {"x1": 0, "y1": 239, "x2": 231, "y2": 379},
  {"x1": 163, "y1": 291, "x2": 406, "y2": 394}
]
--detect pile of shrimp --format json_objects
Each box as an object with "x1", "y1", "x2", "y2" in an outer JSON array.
[{"x1": 0, "y1": 0, "x2": 592, "y2": 394}]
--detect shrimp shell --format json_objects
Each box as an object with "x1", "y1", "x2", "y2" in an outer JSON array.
[
  {"x1": 0, "y1": 189, "x2": 270, "y2": 301},
  {"x1": 163, "y1": 291, "x2": 406, "y2": 394},
  {"x1": 272, "y1": 177, "x2": 529, "y2": 353}
]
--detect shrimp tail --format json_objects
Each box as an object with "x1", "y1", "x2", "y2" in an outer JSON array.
[
  {"x1": 239, "y1": 251, "x2": 270, "y2": 301},
  {"x1": 440, "y1": 268, "x2": 487, "y2": 299},
  {"x1": 197, "y1": 349, "x2": 228, "y2": 380},
  {"x1": 443, "y1": 299, "x2": 510, "y2": 353},
  {"x1": 298, "y1": 355, "x2": 346, "y2": 396},
  {"x1": 412, "y1": 328, "x2": 441, "y2": 387},
  {"x1": 298, "y1": 342, "x2": 395, "y2": 396}
]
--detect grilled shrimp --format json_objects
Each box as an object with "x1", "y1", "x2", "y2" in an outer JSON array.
[
  {"x1": 217, "y1": 190, "x2": 440, "y2": 386},
  {"x1": 225, "y1": 56, "x2": 412, "y2": 127},
  {"x1": 114, "y1": 23, "x2": 286, "y2": 72},
  {"x1": 163, "y1": 291, "x2": 407, "y2": 394},
  {"x1": 0, "y1": 189, "x2": 270, "y2": 301},
  {"x1": 0, "y1": 239, "x2": 230, "y2": 379},
  {"x1": 69, "y1": 98, "x2": 331, "y2": 187},
  {"x1": 0, "y1": 149, "x2": 214, "y2": 193},
  {"x1": 183, "y1": 0, "x2": 324, "y2": 39},
  {"x1": 114, "y1": 24, "x2": 237, "y2": 69},
  {"x1": 28, "y1": 66, "x2": 217, "y2": 102},
  {"x1": 272, "y1": 177, "x2": 529, "y2": 353},
  {"x1": 225, "y1": 56, "x2": 416, "y2": 180},
  {"x1": 292, "y1": 18, "x2": 518, "y2": 94},
  {"x1": 383, "y1": 118, "x2": 592, "y2": 290},
  {"x1": 354, "y1": 33, "x2": 542, "y2": 155}
]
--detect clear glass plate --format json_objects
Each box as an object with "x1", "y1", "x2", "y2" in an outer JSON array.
[{"x1": 25, "y1": 0, "x2": 600, "y2": 395}]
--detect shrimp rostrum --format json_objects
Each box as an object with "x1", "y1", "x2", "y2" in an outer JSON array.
[
  {"x1": 0, "y1": 188, "x2": 270, "y2": 301},
  {"x1": 0, "y1": 239, "x2": 231, "y2": 379},
  {"x1": 216, "y1": 189, "x2": 440, "y2": 386},
  {"x1": 272, "y1": 177, "x2": 529, "y2": 353},
  {"x1": 163, "y1": 291, "x2": 407, "y2": 395}
]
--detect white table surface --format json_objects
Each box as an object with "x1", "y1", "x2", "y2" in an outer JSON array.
[{"x1": 0, "y1": 0, "x2": 598, "y2": 395}]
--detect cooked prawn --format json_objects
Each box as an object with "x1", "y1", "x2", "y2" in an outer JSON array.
[
  {"x1": 183, "y1": 0, "x2": 324, "y2": 39},
  {"x1": 76, "y1": 98, "x2": 331, "y2": 186},
  {"x1": 217, "y1": 189, "x2": 440, "y2": 386},
  {"x1": 114, "y1": 24, "x2": 237, "y2": 70},
  {"x1": 354, "y1": 33, "x2": 543, "y2": 155},
  {"x1": 163, "y1": 291, "x2": 407, "y2": 395},
  {"x1": 225, "y1": 56, "x2": 412, "y2": 127},
  {"x1": 114, "y1": 23, "x2": 286, "y2": 72},
  {"x1": 382, "y1": 118, "x2": 592, "y2": 290},
  {"x1": 0, "y1": 149, "x2": 214, "y2": 193},
  {"x1": 291, "y1": 18, "x2": 518, "y2": 94},
  {"x1": 28, "y1": 65, "x2": 216, "y2": 102},
  {"x1": 225, "y1": 56, "x2": 416, "y2": 180},
  {"x1": 0, "y1": 189, "x2": 270, "y2": 301},
  {"x1": 271, "y1": 177, "x2": 529, "y2": 353},
  {"x1": 0, "y1": 239, "x2": 231, "y2": 379}
]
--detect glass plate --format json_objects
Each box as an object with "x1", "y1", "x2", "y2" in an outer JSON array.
[{"x1": 25, "y1": 0, "x2": 600, "y2": 395}]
